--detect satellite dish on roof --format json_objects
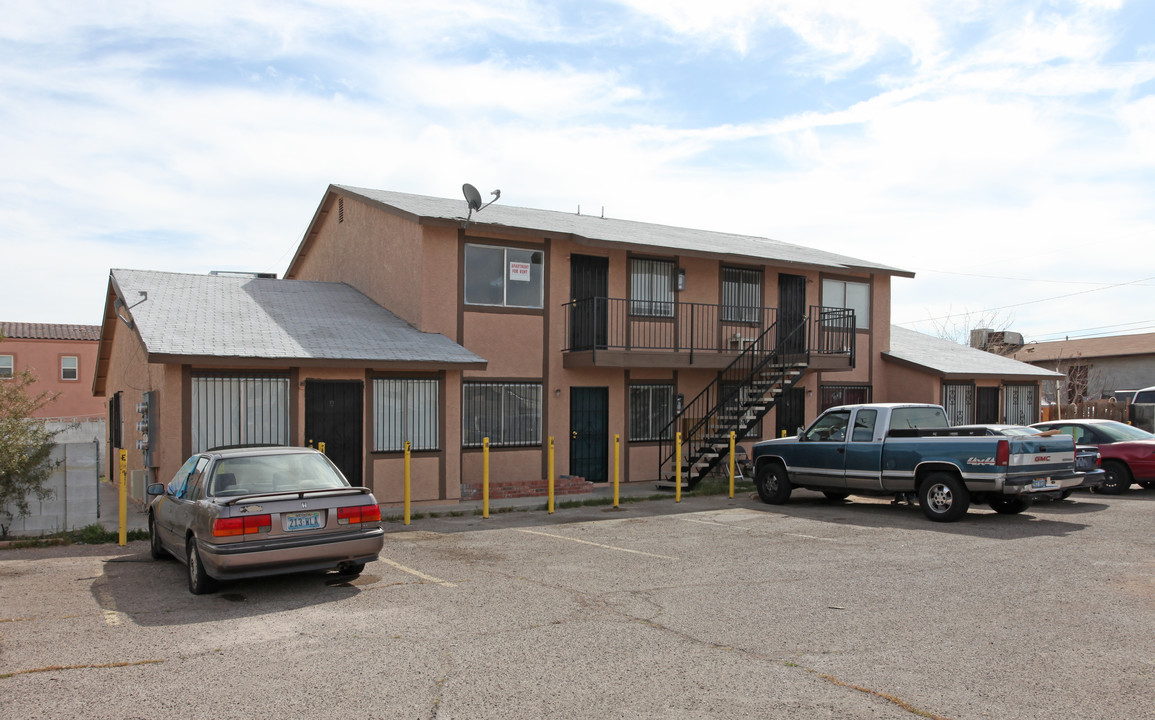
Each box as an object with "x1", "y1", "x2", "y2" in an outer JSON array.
[
  {"x1": 461, "y1": 183, "x2": 502, "y2": 227},
  {"x1": 463, "y1": 183, "x2": 483, "y2": 211}
]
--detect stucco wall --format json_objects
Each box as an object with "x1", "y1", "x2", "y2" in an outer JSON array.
[{"x1": 0, "y1": 337, "x2": 103, "y2": 419}]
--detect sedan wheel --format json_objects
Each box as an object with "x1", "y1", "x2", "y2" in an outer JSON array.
[
  {"x1": 186, "y1": 539, "x2": 217, "y2": 595},
  {"x1": 149, "y1": 515, "x2": 167, "y2": 560},
  {"x1": 1099, "y1": 461, "x2": 1131, "y2": 494}
]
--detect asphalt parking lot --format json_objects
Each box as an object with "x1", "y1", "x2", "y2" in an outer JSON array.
[{"x1": 2, "y1": 488, "x2": 1152, "y2": 720}]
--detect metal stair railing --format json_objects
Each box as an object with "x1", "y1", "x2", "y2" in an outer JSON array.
[{"x1": 656, "y1": 316, "x2": 812, "y2": 488}]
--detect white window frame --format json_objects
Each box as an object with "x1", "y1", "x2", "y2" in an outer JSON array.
[
  {"x1": 373, "y1": 378, "x2": 439, "y2": 452},
  {"x1": 464, "y1": 243, "x2": 544, "y2": 309},
  {"x1": 61, "y1": 355, "x2": 79, "y2": 381},
  {"x1": 822, "y1": 278, "x2": 870, "y2": 330},
  {"x1": 0, "y1": 354, "x2": 12, "y2": 379}
]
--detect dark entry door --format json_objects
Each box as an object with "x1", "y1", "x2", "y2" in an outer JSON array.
[
  {"x1": 976, "y1": 387, "x2": 1000, "y2": 424},
  {"x1": 778, "y1": 273, "x2": 807, "y2": 355},
  {"x1": 570, "y1": 255, "x2": 609, "y2": 350},
  {"x1": 305, "y1": 380, "x2": 364, "y2": 486},
  {"x1": 570, "y1": 386, "x2": 608, "y2": 483},
  {"x1": 776, "y1": 387, "x2": 806, "y2": 438}
]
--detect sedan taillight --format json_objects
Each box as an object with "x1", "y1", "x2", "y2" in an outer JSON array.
[
  {"x1": 213, "y1": 514, "x2": 272, "y2": 537},
  {"x1": 337, "y1": 504, "x2": 382, "y2": 524}
]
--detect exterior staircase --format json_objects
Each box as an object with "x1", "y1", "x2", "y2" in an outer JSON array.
[{"x1": 656, "y1": 320, "x2": 808, "y2": 489}]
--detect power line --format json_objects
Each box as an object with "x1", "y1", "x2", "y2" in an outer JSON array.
[
  {"x1": 1031, "y1": 319, "x2": 1155, "y2": 341},
  {"x1": 907, "y1": 267, "x2": 1155, "y2": 286},
  {"x1": 896, "y1": 275, "x2": 1155, "y2": 327}
]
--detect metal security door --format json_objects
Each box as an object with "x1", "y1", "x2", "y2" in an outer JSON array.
[
  {"x1": 976, "y1": 387, "x2": 1000, "y2": 424},
  {"x1": 778, "y1": 274, "x2": 807, "y2": 355},
  {"x1": 305, "y1": 380, "x2": 364, "y2": 486},
  {"x1": 776, "y1": 387, "x2": 805, "y2": 438},
  {"x1": 570, "y1": 387, "x2": 608, "y2": 483},
  {"x1": 570, "y1": 255, "x2": 609, "y2": 350}
]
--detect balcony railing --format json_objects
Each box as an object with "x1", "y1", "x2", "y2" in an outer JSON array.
[{"x1": 562, "y1": 298, "x2": 855, "y2": 366}]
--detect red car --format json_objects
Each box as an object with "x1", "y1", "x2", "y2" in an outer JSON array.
[{"x1": 1031, "y1": 419, "x2": 1155, "y2": 494}]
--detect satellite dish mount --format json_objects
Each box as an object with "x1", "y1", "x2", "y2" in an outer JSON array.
[{"x1": 462, "y1": 183, "x2": 501, "y2": 227}]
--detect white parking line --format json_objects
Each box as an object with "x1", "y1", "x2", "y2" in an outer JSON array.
[
  {"x1": 515, "y1": 528, "x2": 679, "y2": 560},
  {"x1": 376, "y1": 557, "x2": 457, "y2": 587}
]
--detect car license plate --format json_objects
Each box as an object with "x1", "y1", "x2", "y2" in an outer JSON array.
[
  {"x1": 1032, "y1": 478, "x2": 1057, "y2": 490},
  {"x1": 285, "y1": 511, "x2": 323, "y2": 532}
]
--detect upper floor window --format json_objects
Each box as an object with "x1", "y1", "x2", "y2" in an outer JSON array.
[
  {"x1": 61, "y1": 356, "x2": 79, "y2": 381},
  {"x1": 0, "y1": 354, "x2": 12, "y2": 379},
  {"x1": 822, "y1": 278, "x2": 870, "y2": 329},
  {"x1": 464, "y1": 243, "x2": 544, "y2": 309},
  {"x1": 630, "y1": 258, "x2": 675, "y2": 317},
  {"x1": 722, "y1": 267, "x2": 762, "y2": 323}
]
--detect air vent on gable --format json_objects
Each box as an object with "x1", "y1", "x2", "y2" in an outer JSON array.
[{"x1": 339, "y1": 197, "x2": 344, "y2": 223}]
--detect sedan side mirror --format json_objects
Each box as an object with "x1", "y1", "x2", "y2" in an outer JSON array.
[{"x1": 147, "y1": 483, "x2": 165, "y2": 496}]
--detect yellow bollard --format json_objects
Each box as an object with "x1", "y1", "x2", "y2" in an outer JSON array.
[
  {"x1": 318, "y1": 441, "x2": 326, "y2": 455},
  {"x1": 482, "y1": 437, "x2": 490, "y2": 519},
  {"x1": 675, "y1": 431, "x2": 682, "y2": 503},
  {"x1": 548, "y1": 436, "x2": 555, "y2": 514},
  {"x1": 118, "y1": 450, "x2": 127, "y2": 547},
  {"x1": 613, "y1": 434, "x2": 620, "y2": 508},
  {"x1": 403, "y1": 441, "x2": 411, "y2": 526}
]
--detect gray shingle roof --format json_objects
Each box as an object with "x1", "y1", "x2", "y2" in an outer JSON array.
[
  {"x1": 885, "y1": 326, "x2": 1062, "y2": 378},
  {"x1": 110, "y1": 269, "x2": 486, "y2": 366},
  {"x1": 1, "y1": 322, "x2": 101, "y2": 341},
  {"x1": 336, "y1": 186, "x2": 914, "y2": 278}
]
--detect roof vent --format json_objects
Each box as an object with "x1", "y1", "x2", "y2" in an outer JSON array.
[{"x1": 209, "y1": 271, "x2": 278, "y2": 279}]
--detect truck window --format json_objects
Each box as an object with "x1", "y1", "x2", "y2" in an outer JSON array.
[
  {"x1": 852, "y1": 409, "x2": 878, "y2": 442},
  {"x1": 805, "y1": 410, "x2": 850, "y2": 442},
  {"x1": 890, "y1": 406, "x2": 949, "y2": 430}
]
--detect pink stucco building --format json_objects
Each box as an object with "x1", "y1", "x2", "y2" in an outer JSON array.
[
  {"x1": 1, "y1": 322, "x2": 103, "y2": 420},
  {"x1": 93, "y1": 185, "x2": 1060, "y2": 505}
]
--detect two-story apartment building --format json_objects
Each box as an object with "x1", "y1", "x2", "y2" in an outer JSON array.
[
  {"x1": 1, "y1": 321, "x2": 103, "y2": 420},
  {"x1": 94, "y1": 184, "x2": 1056, "y2": 505}
]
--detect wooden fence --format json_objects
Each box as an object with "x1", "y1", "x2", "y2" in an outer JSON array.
[{"x1": 1040, "y1": 398, "x2": 1131, "y2": 423}]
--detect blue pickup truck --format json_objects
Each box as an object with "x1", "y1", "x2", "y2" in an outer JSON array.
[{"x1": 751, "y1": 403, "x2": 1088, "y2": 521}]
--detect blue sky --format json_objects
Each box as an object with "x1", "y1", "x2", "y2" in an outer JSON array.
[{"x1": 2, "y1": 0, "x2": 1153, "y2": 343}]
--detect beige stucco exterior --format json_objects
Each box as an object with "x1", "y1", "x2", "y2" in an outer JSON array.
[{"x1": 93, "y1": 184, "x2": 1049, "y2": 507}]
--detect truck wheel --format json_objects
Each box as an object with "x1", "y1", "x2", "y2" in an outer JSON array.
[
  {"x1": 755, "y1": 464, "x2": 793, "y2": 504},
  {"x1": 1099, "y1": 461, "x2": 1131, "y2": 494},
  {"x1": 918, "y1": 472, "x2": 970, "y2": 522},
  {"x1": 989, "y1": 496, "x2": 1032, "y2": 515}
]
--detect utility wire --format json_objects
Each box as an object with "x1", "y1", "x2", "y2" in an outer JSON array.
[{"x1": 896, "y1": 275, "x2": 1155, "y2": 327}]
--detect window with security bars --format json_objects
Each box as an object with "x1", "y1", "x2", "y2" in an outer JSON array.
[
  {"x1": 462, "y1": 382, "x2": 542, "y2": 448},
  {"x1": 191, "y1": 376, "x2": 290, "y2": 452},
  {"x1": 629, "y1": 384, "x2": 674, "y2": 441},
  {"x1": 373, "y1": 378, "x2": 439, "y2": 452},
  {"x1": 941, "y1": 384, "x2": 974, "y2": 425},
  {"x1": 1004, "y1": 384, "x2": 1038, "y2": 425},
  {"x1": 722, "y1": 267, "x2": 761, "y2": 323},
  {"x1": 819, "y1": 384, "x2": 871, "y2": 411},
  {"x1": 630, "y1": 258, "x2": 675, "y2": 317}
]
